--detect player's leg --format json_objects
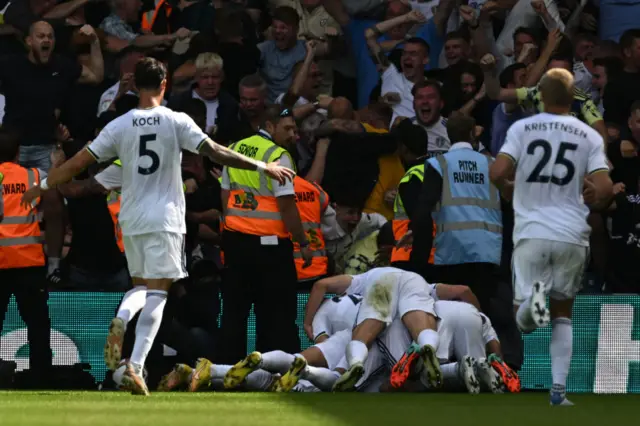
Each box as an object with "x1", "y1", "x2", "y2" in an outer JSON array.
[
  {"x1": 276, "y1": 330, "x2": 351, "y2": 392},
  {"x1": 105, "y1": 278, "x2": 148, "y2": 371},
  {"x1": 105, "y1": 235, "x2": 148, "y2": 371},
  {"x1": 547, "y1": 242, "x2": 587, "y2": 406},
  {"x1": 224, "y1": 350, "x2": 293, "y2": 390},
  {"x1": 397, "y1": 277, "x2": 441, "y2": 388},
  {"x1": 512, "y1": 239, "x2": 552, "y2": 332},
  {"x1": 123, "y1": 232, "x2": 187, "y2": 396}
]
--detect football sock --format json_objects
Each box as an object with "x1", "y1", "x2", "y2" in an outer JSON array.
[
  {"x1": 260, "y1": 350, "x2": 296, "y2": 374},
  {"x1": 440, "y1": 362, "x2": 463, "y2": 389},
  {"x1": 417, "y1": 329, "x2": 439, "y2": 350},
  {"x1": 116, "y1": 286, "x2": 147, "y2": 327},
  {"x1": 130, "y1": 290, "x2": 167, "y2": 376},
  {"x1": 550, "y1": 317, "x2": 572, "y2": 387},
  {"x1": 302, "y1": 366, "x2": 341, "y2": 391},
  {"x1": 346, "y1": 340, "x2": 368, "y2": 367}
]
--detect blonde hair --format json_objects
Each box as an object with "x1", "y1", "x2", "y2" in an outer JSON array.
[
  {"x1": 195, "y1": 52, "x2": 224, "y2": 73},
  {"x1": 539, "y1": 68, "x2": 575, "y2": 108}
]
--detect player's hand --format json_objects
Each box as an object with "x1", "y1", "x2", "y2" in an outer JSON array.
[
  {"x1": 383, "y1": 188, "x2": 397, "y2": 207},
  {"x1": 381, "y1": 92, "x2": 402, "y2": 106},
  {"x1": 303, "y1": 323, "x2": 314, "y2": 342},
  {"x1": 613, "y1": 182, "x2": 626, "y2": 196},
  {"x1": 20, "y1": 186, "x2": 42, "y2": 212},
  {"x1": 79, "y1": 24, "x2": 98, "y2": 42},
  {"x1": 396, "y1": 230, "x2": 413, "y2": 250},
  {"x1": 531, "y1": 0, "x2": 547, "y2": 16},
  {"x1": 459, "y1": 5, "x2": 477, "y2": 24},
  {"x1": 300, "y1": 245, "x2": 313, "y2": 268},
  {"x1": 175, "y1": 27, "x2": 191, "y2": 40},
  {"x1": 263, "y1": 160, "x2": 296, "y2": 185},
  {"x1": 406, "y1": 10, "x2": 427, "y2": 24},
  {"x1": 184, "y1": 178, "x2": 198, "y2": 194},
  {"x1": 479, "y1": 53, "x2": 496, "y2": 72},
  {"x1": 305, "y1": 39, "x2": 318, "y2": 56},
  {"x1": 317, "y1": 94, "x2": 333, "y2": 109}
]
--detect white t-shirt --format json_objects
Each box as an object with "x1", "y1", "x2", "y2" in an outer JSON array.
[
  {"x1": 347, "y1": 266, "x2": 436, "y2": 298},
  {"x1": 382, "y1": 64, "x2": 416, "y2": 126},
  {"x1": 192, "y1": 90, "x2": 219, "y2": 131},
  {"x1": 87, "y1": 106, "x2": 208, "y2": 236},
  {"x1": 94, "y1": 163, "x2": 122, "y2": 190},
  {"x1": 499, "y1": 112, "x2": 609, "y2": 247},
  {"x1": 480, "y1": 312, "x2": 499, "y2": 345},
  {"x1": 312, "y1": 293, "x2": 362, "y2": 339}
]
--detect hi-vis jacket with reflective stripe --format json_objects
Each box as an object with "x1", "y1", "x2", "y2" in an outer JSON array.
[
  {"x1": 294, "y1": 177, "x2": 329, "y2": 281},
  {"x1": 391, "y1": 164, "x2": 435, "y2": 264},
  {"x1": 426, "y1": 146, "x2": 502, "y2": 266},
  {"x1": 0, "y1": 162, "x2": 45, "y2": 269},
  {"x1": 107, "y1": 191, "x2": 124, "y2": 253},
  {"x1": 224, "y1": 133, "x2": 295, "y2": 238},
  {"x1": 141, "y1": 0, "x2": 172, "y2": 33}
]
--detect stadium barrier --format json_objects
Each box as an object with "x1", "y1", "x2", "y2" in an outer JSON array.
[{"x1": 0, "y1": 292, "x2": 638, "y2": 393}]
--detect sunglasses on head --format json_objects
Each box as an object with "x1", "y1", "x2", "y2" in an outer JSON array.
[{"x1": 280, "y1": 108, "x2": 293, "y2": 118}]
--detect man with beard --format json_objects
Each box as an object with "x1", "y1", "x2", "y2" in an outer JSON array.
[
  {"x1": 218, "y1": 105, "x2": 312, "y2": 364},
  {"x1": 0, "y1": 20, "x2": 104, "y2": 285}
]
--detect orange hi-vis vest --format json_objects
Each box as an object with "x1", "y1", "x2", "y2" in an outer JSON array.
[
  {"x1": 223, "y1": 132, "x2": 295, "y2": 238},
  {"x1": 293, "y1": 177, "x2": 329, "y2": 281},
  {"x1": 390, "y1": 164, "x2": 435, "y2": 264},
  {"x1": 107, "y1": 191, "x2": 124, "y2": 253},
  {"x1": 0, "y1": 163, "x2": 45, "y2": 269},
  {"x1": 141, "y1": 0, "x2": 172, "y2": 33}
]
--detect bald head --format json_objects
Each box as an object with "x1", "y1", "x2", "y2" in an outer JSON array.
[
  {"x1": 328, "y1": 97, "x2": 355, "y2": 119},
  {"x1": 539, "y1": 68, "x2": 575, "y2": 110},
  {"x1": 27, "y1": 21, "x2": 55, "y2": 64}
]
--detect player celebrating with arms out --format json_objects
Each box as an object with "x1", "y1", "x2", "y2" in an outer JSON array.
[
  {"x1": 488, "y1": 63, "x2": 613, "y2": 406},
  {"x1": 21, "y1": 58, "x2": 295, "y2": 396}
]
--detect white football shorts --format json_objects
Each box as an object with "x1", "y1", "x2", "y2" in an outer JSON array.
[
  {"x1": 123, "y1": 232, "x2": 187, "y2": 280},
  {"x1": 315, "y1": 329, "x2": 351, "y2": 371},
  {"x1": 512, "y1": 238, "x2": 588, "y2": 305},
  {"x1": 356, "y1": 272, "x2": 436, "y2": 326},
  {"x1": 435, "y1": 301, "x2": 485, "y2": 362}
]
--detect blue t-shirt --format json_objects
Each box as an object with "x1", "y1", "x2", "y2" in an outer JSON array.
[
  {"x1": 258, "y1": 40, "x2": 307, "y2": 103},
  {"x1": 346, "y1": 19, "x2": 444, "y2": 109}
]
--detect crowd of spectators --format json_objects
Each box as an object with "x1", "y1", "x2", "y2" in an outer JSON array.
[{"x1": 1, "y1": 0, "x2": 640, "y2": 385}]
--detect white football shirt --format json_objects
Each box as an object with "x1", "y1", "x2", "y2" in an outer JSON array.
[
  {"x1": 87, "y1": 106, "x2": 208, "y2": 236},
  {"x1": 312, "y1": 293, "x2": 362, "y2": 340},
  {"x1": 347, "y1": 266, "x2": 435, "y2": 298},
  {"x1": 499, "y1": 112, "x2": 608, "y2": 247}
]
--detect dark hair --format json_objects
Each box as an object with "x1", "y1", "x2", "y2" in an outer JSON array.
[
  {"x1": 377, "y1": 221, "x2": 395, "y2": 247},
  {"x1": 411, "y1": 79, "x2": 443, "y2": 98},
  {"x1": 513, "y1": 27, "x2": 540, "y2": 46},
  {"x1": 134, "y1": 57, "x2": 167, "y2": 91},
  {"x1": 405, "y1": 37, "x2": 430, "y2": 55},
  {"x1": 215, "y1": 9, "x2": 244, "y2": 39},
  {"x1": 176, "y1": 98, "x2": 207, "y2": 121},
  {"x1": 445, "y1": 30, "x2": 470, "y2": 43},
  {"x1": 272, "y1": 6, "x2": 300, "y2": 28},
  {"x1": 0, "y1": 127, "x2": 20, "y2": 163},
  {"x1": 620, "y1": 28, "x2": 640, "y2": 52},
  {"x1": 499, "y1": 63, "x2": 527, "y2": 88},
  {"x1": 392, "y1": 119, "x2": 428, "y2": 157},
  {"x1": 261, "y1": 105, "x2": 290, "y2": 128},
  {"x1": 115, "y1": 94, "x2": 139, "y2": 115},
  {"x1": 446, "y1": 112, "x2": 476, "y2": 144},
  {"x1": 548, "y1": 54, "x2": 574, "y2": 72},
  {"x1": 593, "y1": 56, "x2": 624, "y2": 78},
  {"x1": 239, "y1": 73, "x2": 266, "y2": 90}
]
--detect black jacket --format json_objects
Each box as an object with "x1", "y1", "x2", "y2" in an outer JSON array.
[{"x1": 168, "y1": 86, "x2": 253, "y2": 146}]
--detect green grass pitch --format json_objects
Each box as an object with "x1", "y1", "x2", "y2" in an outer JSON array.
[{"x1": 0, "y1": 392, "x2": 636, "y2": 426}]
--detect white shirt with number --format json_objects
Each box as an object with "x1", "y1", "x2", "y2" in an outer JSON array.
[
  {"x1": 312, "y1": 293, "x2": 362, "y2": 340},
  {"x1": 86, "y1": 106, "x2": 208, "y2": 236},
  {"x1": 499, "y1": 112, "x2": 608, "y2": 247}
]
